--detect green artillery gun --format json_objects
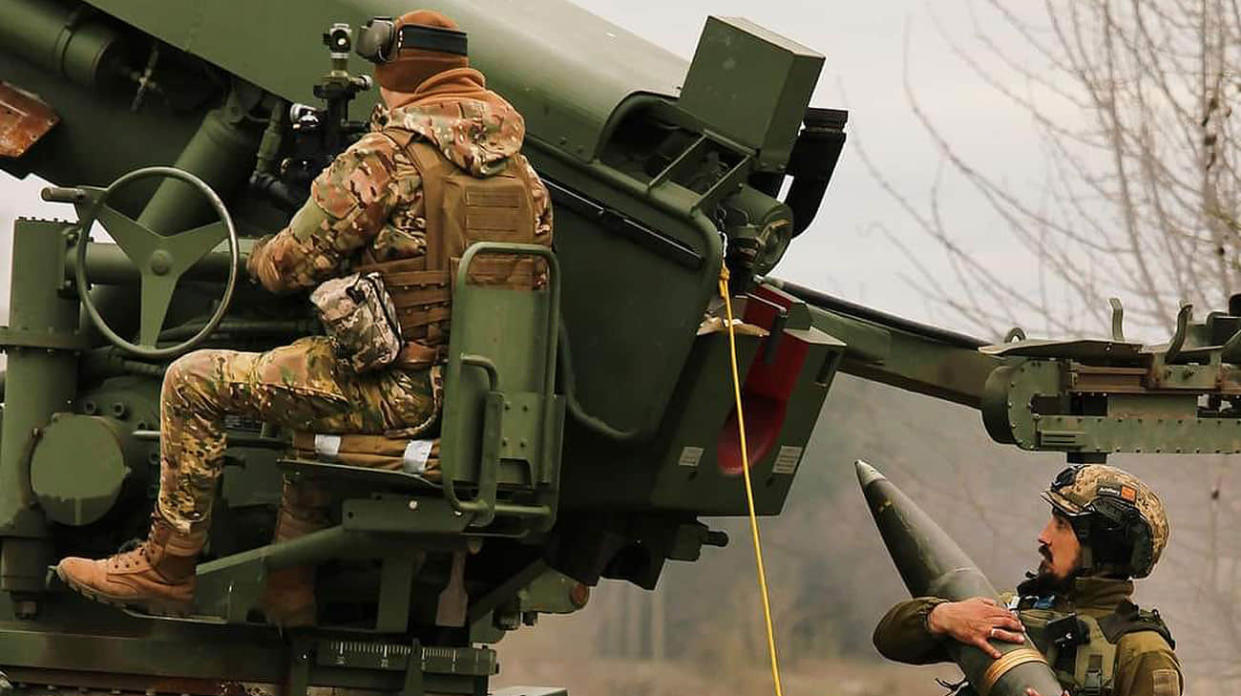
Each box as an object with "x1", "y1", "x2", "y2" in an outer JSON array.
[{"x1": 0, "y1": 1, "x2": 1238, "y2": 694}]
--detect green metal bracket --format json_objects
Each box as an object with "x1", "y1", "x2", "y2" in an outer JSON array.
[
  {"x1": 440, "y1": 242, "x2": 562, "y2": 531},
  {"x1": 1161, "y1": 303, "x2": 1193, "y2": 365},
  {"x1": 288, "y1": 636, "x2": 314, "y2": 696},
  {"x1": 377, "y1": 557, "x2": 418, "y2": 634},
  {"x1": 340, "y1": 496, "x2": 471, "y2": 535},
  {"x1": 982, "y1": 358, "x2": 1241, "y2": 455},
  {"x1": 0, "y1": 326, "x2": 88, "y2": 352},
  {"x1": 2, "y1": 219, "x2": 78, "y2": 563},
  {"x1": 195, "y1": 525, "x2": 353, "y2": 622},
  {"x1": 196, "y1": 496, "x2": 473, "y2": 626},
  {"x1": 472, "y1": 391, "x2": 504, "y2": 527},
  {"x1": 1109, "y1": 297, "x2": 1125, "y2": 342}
]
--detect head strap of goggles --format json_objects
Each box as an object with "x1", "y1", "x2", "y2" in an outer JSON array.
[{"x1": 399, "y1": 24, "x2": 468, "y2": 56}]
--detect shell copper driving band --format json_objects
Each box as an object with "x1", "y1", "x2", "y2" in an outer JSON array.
[{"x1": 977, "y1": 647, "x2": 1048, "y2": 696}]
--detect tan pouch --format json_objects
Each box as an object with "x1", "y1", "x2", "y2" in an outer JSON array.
[{"x1": 310, "y1": 272, "x2": 403, "y2": 373}]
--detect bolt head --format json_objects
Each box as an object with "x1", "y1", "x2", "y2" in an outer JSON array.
[
  {"x1": 149, "y1": 250, "x2": 173, "y2": 275},
  {"x1": 569, "y1": 583, "x2": 591, "y2": 609}
]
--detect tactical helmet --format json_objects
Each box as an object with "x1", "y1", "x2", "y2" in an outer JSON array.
[
  {"x1": 359, "y1": 10, "x2": 469, "y2": 95},
  {"x1": 1042, "y1": 464, "x2": 1169, "y2": 578}
]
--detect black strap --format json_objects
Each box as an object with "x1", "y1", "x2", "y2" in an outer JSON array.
[
  {"x1": 1098, "y1": 600, "x2": 1176, "y2": 648},
  {"x1": 398, "y1": 25, "x2": 468, "y2": 56}
]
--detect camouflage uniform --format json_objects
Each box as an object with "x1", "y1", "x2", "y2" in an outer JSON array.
[
  {"x1": 157, "y1": 339, "x2": 441, "y2": 529},
  {"x1": 873, "y1": 579, "x2": 1182, "y2": 696},
  {"x1": 873, "y1": 465, "x2": 1181, "y2": 696},
  {"x1": 159, "y1": 66, "x2": 550, "y2": 533}
]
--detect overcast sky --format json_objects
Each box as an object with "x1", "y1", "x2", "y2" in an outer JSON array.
[
  {"x1": 0, "y1": 0, "x2": 1057, "y2": 340},
  {"x1": 570, "y1": 0, "x2": 1055, "y2": 332}
]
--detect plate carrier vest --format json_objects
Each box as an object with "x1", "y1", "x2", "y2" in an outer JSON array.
[
  {"x1": 356, "y1": 135, "x2": 549, "y2": 368},
  {"x1": 1009, "y1": 596, "x2": 1174, "y2": 696}
]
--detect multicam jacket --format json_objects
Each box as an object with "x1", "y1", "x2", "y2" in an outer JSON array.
[{"x1": 247, "y1": 67, "x2": 552, "y2": 296}]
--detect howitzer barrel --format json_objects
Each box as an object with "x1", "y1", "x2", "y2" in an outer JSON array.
[{"x1": 856, "y1": 460, "x2": 1063, "y2": 696}]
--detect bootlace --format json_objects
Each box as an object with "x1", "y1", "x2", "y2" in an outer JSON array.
[
  {"x1": 116, "y1": 546, "x2": 150, "y2": 569},
  {"x1": 113, "y1": 538, "x2": 152, "y2": 569}
]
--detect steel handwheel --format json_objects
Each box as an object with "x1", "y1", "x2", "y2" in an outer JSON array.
[{"x1": 44, "y1": 166, "x2": 240, "y2": 359}]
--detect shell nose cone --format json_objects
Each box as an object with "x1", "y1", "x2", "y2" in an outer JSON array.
[{"x1": 855, "y1": 459, "x2": 886, "y2": 488}]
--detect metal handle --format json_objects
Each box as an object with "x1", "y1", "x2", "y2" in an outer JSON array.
[{"x1": 40, "y1": 187, "x2": 87, "y2": 204}]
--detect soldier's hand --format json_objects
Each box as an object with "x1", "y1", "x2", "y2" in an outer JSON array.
[{"x1": 926, "y1": 597, "x2": 1025, "y2": 659}]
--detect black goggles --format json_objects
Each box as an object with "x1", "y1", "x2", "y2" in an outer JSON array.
[
  {"x1": 1050, "y1": 464, "x2": 1085, "y2": 491},
  {"x1": 1049, "y1": 464, "x2": 1138, "y2": 527},
  {"x1": 355, "y1": 17, "x2": 468, "y2": 64}
]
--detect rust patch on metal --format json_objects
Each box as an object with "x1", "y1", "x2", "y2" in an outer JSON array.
[{"x1": 0, "y1": 81, "x2": 59, "y2": 158}]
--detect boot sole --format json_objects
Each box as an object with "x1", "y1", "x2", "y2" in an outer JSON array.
[{"x1": 55, "y1": 566, "x2": 193, "y2": 617}]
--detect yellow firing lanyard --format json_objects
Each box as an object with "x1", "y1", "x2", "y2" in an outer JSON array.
[{"x1": 718, "y1": 266, "x2": 784, "y2": 696}]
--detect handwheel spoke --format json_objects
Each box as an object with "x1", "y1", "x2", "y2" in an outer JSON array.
[
  {"x1": 165, "y1": 221, "x2": 229, "y2": 276},
  {"x1": 137, "y1": 272, "x2": 179, "y2": 348},
  {"x1": 58, "y1": 165, "x2": 239, "y2": 359},
  {"x1": 94, "y1": 204, "x2": 160, "y2": 264}
]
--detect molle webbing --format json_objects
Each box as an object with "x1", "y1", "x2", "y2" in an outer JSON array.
[
  {"x1": 1015, "y1": 594, "x2": 1174, "y2": 696},
  {"x1": 1019, "y1": 605, "x2": 1119, "y2": 696},
  {"x1": 361, "y1": 138, "x2": 544, "y2": 356},
  {"x1": 356, "y1": 252, "x2": 451, "y2": 341}
]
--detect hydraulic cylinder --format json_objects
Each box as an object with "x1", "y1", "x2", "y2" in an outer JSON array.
[{"x1": 0, "y1": 0, "x2": 125, "y2": 88}]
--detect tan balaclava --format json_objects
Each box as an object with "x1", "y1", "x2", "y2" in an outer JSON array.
[{"x1": 375, "y1": 10, "x2": 470, "y2": 107}]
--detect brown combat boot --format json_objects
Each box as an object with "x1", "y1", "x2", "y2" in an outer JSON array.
[
  {"x1": 55, "y1": 513, "x2": 205, "y2": 616},
  {"x1": 260, "y1": 477, "x2": 332, "y2": 627}
]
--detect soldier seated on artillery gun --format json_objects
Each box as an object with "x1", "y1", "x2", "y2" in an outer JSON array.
[
  {"x1": 873, "y1": 465, "x2": 1183, "y2": 696},
  {"x1": 55, "y1": 9, "x2": 553, "y2": 625}
]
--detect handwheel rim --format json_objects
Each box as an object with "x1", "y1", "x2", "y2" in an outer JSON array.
[{"x1": 74, "y1": 166, "x2": 240, "y2": 360}]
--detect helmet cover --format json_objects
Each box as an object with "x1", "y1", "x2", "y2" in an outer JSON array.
[{"x1": 1043, "y1": 464, "x2": 1168, "y2": 578}]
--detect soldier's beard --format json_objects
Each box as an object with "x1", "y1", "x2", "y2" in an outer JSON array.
[
  {"x1": 1036, "y1": 547, "x2": 1062, "y2": 581},
  {"x1": 1030, "y1": 545, "x2": 1075, "y2": 592},
  {"x1": 1019, "y1": 545, "x2": 1077, "y2": 596}
]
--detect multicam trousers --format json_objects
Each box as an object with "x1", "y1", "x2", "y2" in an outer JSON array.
[{"x1": 156, "y1": 336, "x2": 441, "y2": 533}]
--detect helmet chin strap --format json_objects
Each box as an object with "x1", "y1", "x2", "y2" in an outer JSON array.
[{"x1": 1077, "y1": 540, "x2": 1094, "y2": 574}]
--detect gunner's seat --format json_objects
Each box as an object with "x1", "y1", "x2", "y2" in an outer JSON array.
[{"x1": 194, "y1": 242, "x2": 565, "y2": 628}]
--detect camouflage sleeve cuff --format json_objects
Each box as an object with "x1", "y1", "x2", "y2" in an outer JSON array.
[
  {"x1": 246, "y1": 234, "x2": 275, "y2": 284},
  {"x1": 250, "y1": 202, "x2": 342, "y2": 294}
]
